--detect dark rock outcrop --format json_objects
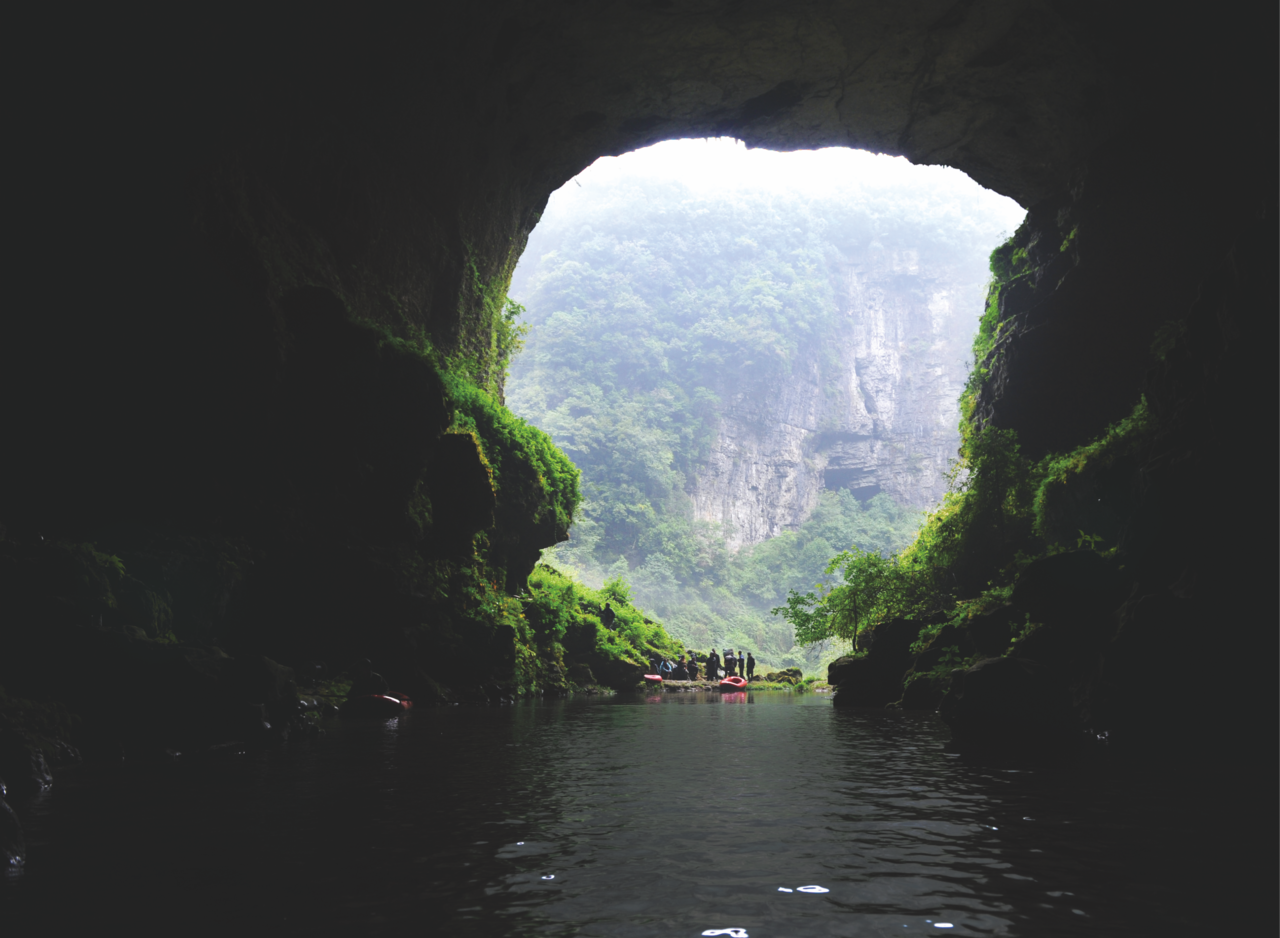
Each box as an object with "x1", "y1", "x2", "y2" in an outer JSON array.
[
  {"x1": 1011, "y1": 551, "x2": 1129, "y2": 626},
  {"x1": 936, "y1": 552, "x2": 1132, "y2": 745},
  {"x1": 829, "y1": 618, "x2": 920, "y2": 707},
  {"x1": 1, "y1": 794, "x2": 23, "y2": 872},
  {"x1": 566, "y1": 663, "x2": 596, "y2": 687},
  {"x1": 423, "y1": 434, "x2": 497, "y2": 548},
  {"x1": 0, "y1": 732, "x2": 53, "y2": 798},
  {"x1": 966, "y1": 607, "x2": 1020, "y2": 658},
  {"x1": 760, "y1": 668, "x2": 805, "y2": 685},
  {"x1": 939, "y1": 656, "x2": 1075, "y2": 749},
  {"x1": 896, "y1": 623, "x2": 977, "y2": 711}
]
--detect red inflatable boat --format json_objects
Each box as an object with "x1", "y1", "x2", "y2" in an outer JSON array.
[
  {"x1": 340, "y1": 694, "x2": 413, "y2": 718},
  {"x1": 643, "y1": 674, "x2": 664, "y2": 685},
  {"x1": 718, "y1": 676, "x2": 748, "y2": 691}
]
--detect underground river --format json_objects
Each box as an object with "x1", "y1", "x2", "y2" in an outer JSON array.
[{"x1": 0, "y1": 692, "x2": 1260, "y2": 935}]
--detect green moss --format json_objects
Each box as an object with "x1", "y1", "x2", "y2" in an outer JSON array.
[
  {"x1": 446, "y1": 372, "x2": 580, "y2": 537},
  {"x1": 967, "y1": 225, "x2": 1037, "y2": 398},
  {"x1": 452, "y1": 249, "x2": 530, "y2": 395},
  {"x1": 521, "y1": 563, "x2": 681, "y2": 694},
  {"x1": 1032, "y1": 397, "x2": 1152, "y2": 548}
]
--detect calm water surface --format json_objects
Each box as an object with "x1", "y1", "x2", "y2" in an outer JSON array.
[{"x1": 1, "y1": 692, "x2": 1262, "y2": 935}]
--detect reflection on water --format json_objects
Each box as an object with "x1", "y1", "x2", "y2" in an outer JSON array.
[{"x1": 0, "y1": 692, "x2": 1259, "y2": 935}]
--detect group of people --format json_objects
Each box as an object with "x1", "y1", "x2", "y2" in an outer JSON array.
[{"x1": 649, "y1": 648, "x2": 756, "y2": 682}]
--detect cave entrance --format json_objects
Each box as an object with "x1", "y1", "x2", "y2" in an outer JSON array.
[{"x1": 502, "y1": 138, "x2": 1021, "y2": 665}]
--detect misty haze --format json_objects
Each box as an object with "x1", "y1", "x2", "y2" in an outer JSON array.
[{"x1": 506, "y1": 139, "x2": 1023, "y2": 671}]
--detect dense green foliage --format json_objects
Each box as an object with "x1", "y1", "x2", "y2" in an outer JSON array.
[
  {"x1": 507, "y1": 162, "x2": 1014, "y2": 669},
  {"x1": 518, "y1": 563, "x2": 683, "y2": 692},
  {"x1": 776, "y1": 222, "x2": 1156, "y2": 662},
  {"x1": 445, "y1": 369, "x2": 581, "y2": 537}
]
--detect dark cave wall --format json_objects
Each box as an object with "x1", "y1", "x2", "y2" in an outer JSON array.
[
  {"x1": 2, "y1": 2, "x2": 1275, "y2": 743},
  {"x1": 13, "y1": 0, "x2": 1269, "y2": 532}
]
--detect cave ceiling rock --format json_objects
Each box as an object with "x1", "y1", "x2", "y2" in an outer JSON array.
[
  {"x1": 11, "y1": 0, "x2": 1268, "y2": 546},
  {"x1": 231, "y1": 0, "x2": 1134, "y2": 349}
]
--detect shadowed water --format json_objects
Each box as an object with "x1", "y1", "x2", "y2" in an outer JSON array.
[{"x1": 0, "y1": 692, "x2": 1260, "y2": 935}]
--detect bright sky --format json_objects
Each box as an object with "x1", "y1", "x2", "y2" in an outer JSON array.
[{"x1": 556, "y1": 137, "x2": 1024, "y2": 227}]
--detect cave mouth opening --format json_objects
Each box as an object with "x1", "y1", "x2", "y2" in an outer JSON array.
[
  {"x1": 499, "y1": 137, "x2": 1022, "y2": 655},
  {"x1": 505, "y1": 135, "x2": 1022, "y2": 528}
]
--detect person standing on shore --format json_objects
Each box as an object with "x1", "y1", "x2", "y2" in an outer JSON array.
[
  {"x1": 746, "y1": 652, "x2": 756, "y2": 680},
  {"x1": 706, "y1": 649, "x2": 721, "y2": 681},
  {"x1": 724, "y1": 649, "x2": 737, "y2": 677}
]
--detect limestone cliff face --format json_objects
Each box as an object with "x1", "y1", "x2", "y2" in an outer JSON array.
[{"x1": 692, "y1": 249, "x2": 983, "y2": 550}]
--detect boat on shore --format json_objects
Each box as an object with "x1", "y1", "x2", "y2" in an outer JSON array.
[
  {"x1": 643, "y1": 674, "x2": 664, "y2": 685},
  {"x1": 339, "y1": 694, "x2": 413, "y2": 718},
  {"x1": 718, "y1": 676, "x2": 748, "y2": 691}
]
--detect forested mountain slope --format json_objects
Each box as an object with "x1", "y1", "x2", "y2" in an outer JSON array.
[{"x1": 507, "y1": 147, "x2": 1020, "y2": 667}]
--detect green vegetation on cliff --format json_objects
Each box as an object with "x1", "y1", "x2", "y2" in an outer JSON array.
[
  {"x1": 519, "y1": 564, "x2": 682, "y2": 692},
  {"x1": 778, "y1": 219, "x2": 1157, "y2": 672}
]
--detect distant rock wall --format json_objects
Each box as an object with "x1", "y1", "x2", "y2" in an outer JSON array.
[{"x1": 692, "y1": 250, "x2": 984, "y2": 550}]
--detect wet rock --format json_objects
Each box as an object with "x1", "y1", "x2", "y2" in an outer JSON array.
[
  {"x1": 829, "y1": 656, "x2": 906, "y2": 707},
  {"x1": 899, "y1": 674, "x2": 945, "y2": 711},
  {"x1": 967, "y1": 606, "x2": 1022, "y2": 657},
  {"x1": 911, "y1": 623, "x2": 975, "y2": 672},
  {"x1": 567, "y1": 663, "x2": 596, "y2": 686},
  {"x1": 1011, "y1": 551, "x2": 1128, "y2": 626},
  {"x1": 857, "y1": 618, "x2": 920, "y2": 660},
  {"x1": 235, "y1": 703, "x2": 273, "y2": 740},
  {"x1": 295, "y1": 660, "x2": 328, "y2": 680},
  {"x1": 830, "y1": 618, "x2": 923, "y2": 707},
  {"x1": 584, "y1": 657, "x2": 645, "y2": 691},
  {"x1": 938, "y1": 657, "x2": 1075, "y2": 749},
  {"x1": 265, "y1": 694, "x2": 306, "y2": 733},
  {"x1": 1, "y1": 795, "x2": 23, "y2": 872},
  {"x1": 220, "y1": 656, "x2": 296, "y2": 705},
  {"x1": 423, "y1": 433, "x2": 497, "y2": 546},
  {"x1": 1090, "y1": 588, "x2": 1213, "y2": 749},
  {"x1": 762, "y1": 668, "x2": 803, "y2": 685},
  {"x1": 0, "y1": 731, "x2": 53, "y2": 797},
  {"x1": 193, "y1": 741, "x2": 248, "y2": 763},
  {"x1": 899, "y1": 623, "x2": 977, "y2": 710}
]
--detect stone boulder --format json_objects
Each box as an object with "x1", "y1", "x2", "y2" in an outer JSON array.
[
  {"x1": 938, "y1": 657, "x2": 1075, "y2": 749},
  {"x1": 829, "y1": 655, "x2": 905, "y2": 707},
  {"x1": 858, "y1": 618, "x2": 921, "y2": 660},
  {"x1": 1011, "y1": 551, "x2": 1129, "y2": 626},
  {"x1": 762, "y1": 668, "x2": 803, "y2": 685},
  {"x1": 910, "y1": 623, "x2": 975, "y2": 673},
  {"x1": 423, "y1": 432, "x2": 496, "y2": 545},
  {"x1": 219, "y1": 655, "x2": 296, "y2": 705},
  {"x1": 581, "y1": 655, "x2": 644, "y2": 692},
  {"x1": 899, "y1": 673, "x2": 947, "y2": 711},
  {"x1": 0, "y1": 731, "x2": 53, "y2": 797},
  {"x1": 967, "y1": 606, "x2": 1022, "y2": 657},
  {"x1": 899, "y1": 623, "x2": 980, "y2": 711},
  {"x1": 830, "y1": 618, "x2": 923, "y2": 708},
  {"x1": 566, "y1": 663, "x2": 596, "y2": 686}
]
